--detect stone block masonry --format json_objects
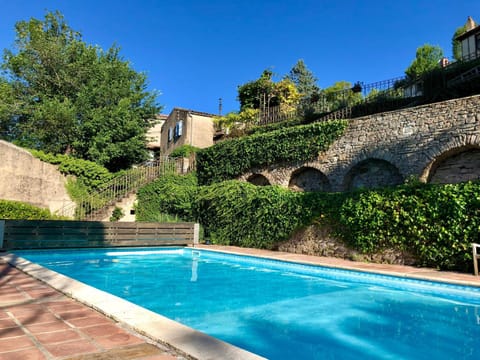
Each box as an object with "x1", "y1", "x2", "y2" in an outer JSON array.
[{"x1": 241, "y1": 94, "x2": 480, "y2": 191}]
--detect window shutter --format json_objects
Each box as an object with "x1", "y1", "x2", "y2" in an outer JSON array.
[{"x1": 178, "y1": 120, "x2": 183, "y2": 137}]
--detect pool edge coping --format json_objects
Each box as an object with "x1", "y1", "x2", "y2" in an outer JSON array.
[
  {"x1": 1, "y1": 252, "x2": 267, "y2": 360},
  {"x1": 195, "y1": 246, "x2": 480, "y2": 289}
]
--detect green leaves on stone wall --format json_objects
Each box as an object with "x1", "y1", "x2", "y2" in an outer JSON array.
[
  {"x1": 335, "y1": 181, "x2": 480, "y2": 272},
  {"x1": 196, "y1": 120, "x2": 348, "y2": 185}
]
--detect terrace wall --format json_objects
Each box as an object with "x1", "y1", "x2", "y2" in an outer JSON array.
[
  {"x1": 0, "y1": 141, "x2": 73, "y2": 213},
  {"x1": 241, "y1": 94, "x2": 480, "y2": 191}
]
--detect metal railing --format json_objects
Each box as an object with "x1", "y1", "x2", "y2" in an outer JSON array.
[
  {"x1": 57, "y1": 155, "x2": 195, "y2": 221},
  {"x1": 256, "y1": 76, "x2": 411, "y2": 126}
]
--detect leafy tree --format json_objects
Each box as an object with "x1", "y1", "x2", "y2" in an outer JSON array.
[
  {"x1": 1, "y1": 11, "x2": 160, "y2": 171},
  {"x1": 273, "y1": 78, "x2": 301, "y2": 113},
  {"x1": 452, "y1": 25, "x2": 467, "y2": 61},
  {"x1": 322, "y1": 81, "x2": 363, "y2": 112},
  {"x1": 405, "y1": 44, "x2": 444, "y2": 79},
  {"x1": 0, "y1": 78, "x2": 17, "y2": 139},
  {"x1": 237, "y1": 70, "x2": 301, "y2": 113},
  {"x1": 285, "y1": 59, "x2": 320, "y2": 113},
  {"x1": 237, "y1": 69, "x2": 276, "y2": 111},
  {"x1": 235, "y1": 70, "x2": 300, "y2": 128}
]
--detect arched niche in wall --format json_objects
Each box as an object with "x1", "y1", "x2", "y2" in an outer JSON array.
[
  {"x1": 343, "y1": 158, "x2": 403, "y2": 191},
  {"x1": 426, "y1": 146, "x2": 480, "y2": 184},
  {"x1": 288, "y1": 167, "x2": 331, "y2": 192},
  {"x1": 246, "y1": 173, "x2": 271, "y2": 186}
]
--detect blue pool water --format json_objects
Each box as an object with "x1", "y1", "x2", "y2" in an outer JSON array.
[{"x1": 14, "y1": 247, "x2": 480, "y2": 359}]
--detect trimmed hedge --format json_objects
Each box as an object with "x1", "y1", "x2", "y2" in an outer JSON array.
[
  {"x1": 196, "y1": 120, "x2": 347, "y2": 185},
  {"x1": 0, "y1": 200, "x2": 61, "y2": 220}
]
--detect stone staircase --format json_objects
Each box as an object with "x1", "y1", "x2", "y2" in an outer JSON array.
[{"x1": 57, "y1": 156, "x2": 195, "y2": 221}]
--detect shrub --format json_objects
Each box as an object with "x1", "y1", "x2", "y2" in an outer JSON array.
[
  {"x1": 196, "y1": 120, "x2": 347, "y2": 185},
  {"x1": 0, "y1": 200, "x2": 61, "y2": 220},
  {"x1": 109, "y1": 207, "x2": 124, "y2": 222},
  {"x1": 195, "y1": 181, "x2": 322, "y2": 248},
  {"x1": 247, "y1": 117, "x2": 304, "y2": 135},
  {"x1": 169, "y1": 145, "x2": 200, "y2": 158},
  {"x1": 135, "y1": 173, "x2": 198, "y2": 221},
  {"x1": 136, "y1": 165, "x2": 480, "y2": 272}
]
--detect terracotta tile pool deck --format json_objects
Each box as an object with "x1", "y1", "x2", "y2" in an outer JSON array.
[
  {"x1": 1, "y1": 245, "x2": 480, "y2": 359},
  {"x1": 0, "y1": 261, "x2": 184, "y2": 360}
]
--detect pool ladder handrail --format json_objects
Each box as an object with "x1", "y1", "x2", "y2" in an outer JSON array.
[{"x1": 473, "y1": 243, "x2": 480, "y2": 276}]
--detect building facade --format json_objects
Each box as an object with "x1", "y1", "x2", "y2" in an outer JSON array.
[
  {"x1": 146, "y1": 114, "x2": 168, "y2": 158},
  {"x1": 160, "y1": 108, "x2": 215, "y2": 156},
  {"x1": 457, "y1": 16, "x2": 480, "y2": 61}
]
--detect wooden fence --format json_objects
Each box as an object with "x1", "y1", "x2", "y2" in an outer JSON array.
[{"x1": 0, "y1": 220, "x2": 199, "y2": 250}]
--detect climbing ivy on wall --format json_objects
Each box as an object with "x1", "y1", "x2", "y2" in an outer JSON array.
[
  {"x1": 136, "y1": 173, "x2": 198, "y2": 222},
  {"x1": 333, "y1": 180, "x2": 480, "y2": 271},
  {"x1": 196, "y1": 120, "x2": 348, "y2": 185},
  {"x1": 30, "y1": 150, "x2": 113, "y2": 189},
  {"x1": 137, "y1": 173, "x2": 480, "y2": 272},
  {"x1": 195, "y1": 181, "x2": 322, "y2": 248}
]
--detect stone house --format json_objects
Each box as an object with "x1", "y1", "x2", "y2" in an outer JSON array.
[
  {"x1": 160, "y1": 108, "x2": 215, "y2": 156},
  {"x1": 456, "y1": 16, "x2": 480, "y2": 61}
]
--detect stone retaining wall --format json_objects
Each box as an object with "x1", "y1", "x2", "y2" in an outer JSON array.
[
  {"x1": 277, "y1": 224, "x2": 417, "y2": 266},
  {"x1": 0, "y1": 141, "x2": 73, "y2": 214},
  {"x1": 241, "y1": 95, "x2": 480, "y2": 191}
]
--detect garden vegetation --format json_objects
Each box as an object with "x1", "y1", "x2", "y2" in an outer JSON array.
[
  {"x1": 0, "y1": 200, "x2": 62, "y2": 220},
  {"x1": 196, "y1": 120, "x2": 347, "y2": 185},
  {"x1": 136, "y1": 118, "x2": 480, "y2": 272},
  {"x1": 137, "y1": 174, "x2": 480, "y2": 272}
]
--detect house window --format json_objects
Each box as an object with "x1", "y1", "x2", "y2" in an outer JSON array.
[
  {"x1": 168, "y1": 127, "x2": 173, "y2": 142},
  {"x1": 175, "y1": 120, "x2": 183, "y2": 139}
]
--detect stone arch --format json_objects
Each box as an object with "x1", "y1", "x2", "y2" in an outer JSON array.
[
  {"x1": 288, "y1": 167, "x2": 331, "y2": 192},
  {"x1": 343, "y1": 158, "x2": 403, "y2": 191},
  {"x1": 424, "y1": 145, "x2": 480, "y2": 184},
  {"x1": 246, "y1": 173, "x2": 271, "y2": 186}
]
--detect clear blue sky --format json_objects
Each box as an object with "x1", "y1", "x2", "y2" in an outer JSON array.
[{"x1": 1, "y1": 0, "x2": 479, "y2": 115}]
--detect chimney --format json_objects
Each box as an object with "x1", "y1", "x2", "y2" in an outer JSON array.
[{"x1": 466, "y1": 16, "x2": 477, "y2": 31}]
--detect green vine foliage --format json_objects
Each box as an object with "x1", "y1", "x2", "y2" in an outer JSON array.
[
  {"x1": 196, "y1": 120, "x2": 347, "y2": 185},
  {"x1": 30, "y1": 150, "x2": 113, "y2": 189},
  {"x1": 333, "y1": 181, "x2": 480, "y2": 271},
  {"x1": 195, "y1": 181, "x2": 321, "y2": 248},
  {"x1": 135, "y1": 173, "x2": 198, "y2": 222},
  {"x1": 169, "y1": 145, "x2": 200, "y2": 158},
  {"x1": 137, "y1": 172, "x2": 480, "y2": 272}
]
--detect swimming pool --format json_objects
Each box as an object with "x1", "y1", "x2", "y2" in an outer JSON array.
[{"x1": 14, "y1": 247, "x2": 480, "y2": 359}]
